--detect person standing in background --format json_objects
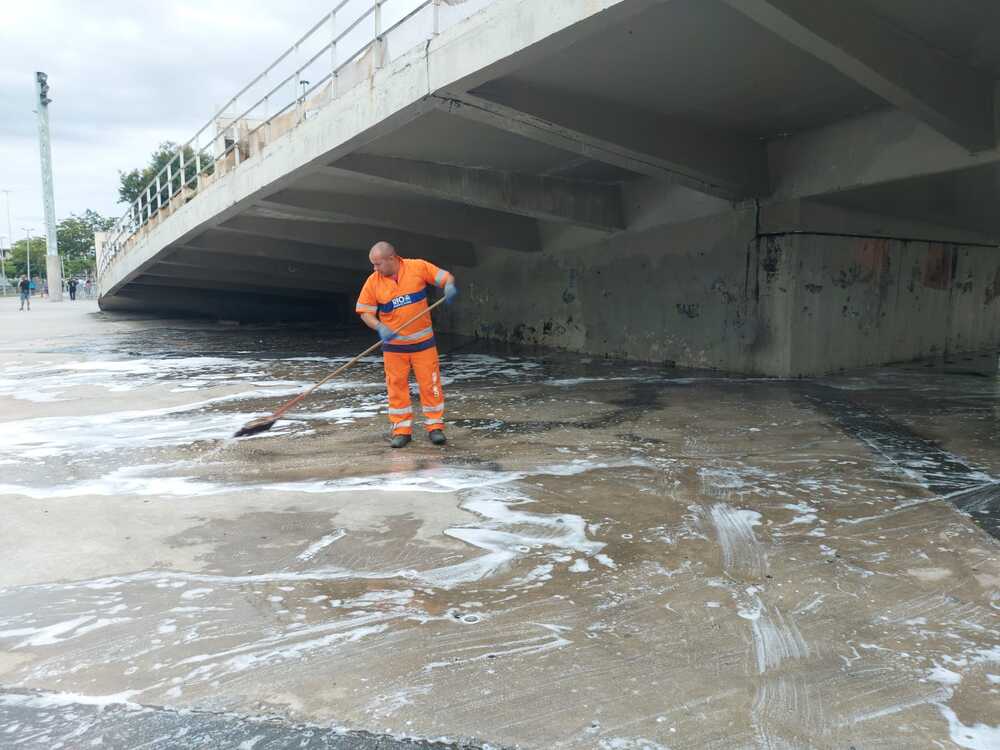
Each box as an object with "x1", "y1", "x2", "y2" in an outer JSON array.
[{"x1": 18, "y1": 275, "x2": 30, "y2": 311}]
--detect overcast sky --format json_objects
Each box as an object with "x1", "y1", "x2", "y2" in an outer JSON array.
[{"x1": 0, "y1": 1, "x2": 327, "y2": 245}]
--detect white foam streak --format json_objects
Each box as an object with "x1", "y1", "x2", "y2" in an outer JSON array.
[
  {"x1": 938, "y1": 704, "x2": 1000, "y2": 749},
  {"x1": 0, "y1": 466, "x2": 235, "y2": 499},
  {"x1": 422, "y1": 622, "x2": 570, "y2": 672},
  {"x1": 0, "y1": 615, "x2": 102, "y2": 648},
  {"x1": 0, "y1": 690, "x2": 143, "y2": 710},
  {"x1": 7, "y1": 461, "x2": 615, "y2": 592},
  {"x1": 711, "y1": 503, "x2": 766, "y2": 579},
  {"x1": 296, "y1": 530, "x2": 346, "y2": 562},
  {"x1": 269, "y1": 458, "x2": 649, "y2": 496},
  {"x1": 746, "y1": 602, "x2": 809, "y2": 674}
]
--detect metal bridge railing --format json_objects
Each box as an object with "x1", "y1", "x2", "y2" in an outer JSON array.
[{"x1": 99, "y1": 0, "x2": 493, "y2": 282}]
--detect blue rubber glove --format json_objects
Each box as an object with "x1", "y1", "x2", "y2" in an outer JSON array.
[
  {"x1": 444, "y1": 281, "x2": 458, "y2": 305},
  {"x1": 376, "y1": 323, "x2": 394, "y2": 343}
]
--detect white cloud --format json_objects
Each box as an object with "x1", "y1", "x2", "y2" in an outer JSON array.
[
  {"x1": 0, "y1": 0, "x2": 495, "y2": 239},
  {"x1": 0, "y1": 1, "x2": 325, "y2": 234}
]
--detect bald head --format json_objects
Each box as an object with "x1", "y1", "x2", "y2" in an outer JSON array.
[{"x1": 369, "y1": 241, "x2": 400, "y2": 277}]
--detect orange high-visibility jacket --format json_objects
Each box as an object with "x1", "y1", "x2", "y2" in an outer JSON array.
[{"x1": 355, "y1": 257, "x2": 452, "y2": 352}]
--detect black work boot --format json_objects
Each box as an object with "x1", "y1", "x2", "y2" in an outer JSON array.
[
  {"x1": 390, "y1": 434, "x2": 412, "y2": 449},
  {"x1": 429, "y1": 430, "x2": 446, "y2": 446}
]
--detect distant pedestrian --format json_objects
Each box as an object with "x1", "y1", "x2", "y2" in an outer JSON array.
[
  {"x1": 68, "y1": 278, "x2": 78, "y2": 300},
  {"x1": 42, "y1": 280, "x2": 48, "y2": 298},
  {"x1": 84, "y1": 278, "x2": 93, "y2": 298},
  {"x1": 18, "y1": 275, "x2": 30, "y2": 311}
]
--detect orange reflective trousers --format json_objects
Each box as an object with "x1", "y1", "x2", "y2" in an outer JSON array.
[{"x1": 383, "y1": 346, "x2": 444, "y2": 436}]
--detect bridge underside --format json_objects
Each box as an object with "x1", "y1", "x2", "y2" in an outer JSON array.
[{"x1": 100, "y1": 0, "x2": 1000, "y2": 375}]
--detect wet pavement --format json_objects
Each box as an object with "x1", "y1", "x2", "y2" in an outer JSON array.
[{"x1": 1, "y1": 301, "x2": 998, "y2": 749}]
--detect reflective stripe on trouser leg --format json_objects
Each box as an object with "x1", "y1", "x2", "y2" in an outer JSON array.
[
  {"x1": 410, "y1": 345, "x2": 445, "y2": 432},
  {"x1": 383, "y1": 351, "x2": 414, "y2": 435}
]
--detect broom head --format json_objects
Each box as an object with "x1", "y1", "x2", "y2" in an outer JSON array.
[{"x1": 233, "y1": 415, "x2": 279, "y2": 438}]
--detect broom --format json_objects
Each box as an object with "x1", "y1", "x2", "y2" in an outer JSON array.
[{"x1": 234, "y1": 296, "x2": 447, "y2": 438}]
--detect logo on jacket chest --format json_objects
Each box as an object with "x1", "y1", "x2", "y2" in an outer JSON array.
[{"x1": 390, "y1": 294, "x2": 412, "y2": 309}]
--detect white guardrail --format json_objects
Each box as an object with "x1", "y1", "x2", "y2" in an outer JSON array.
[{"x1": 99, "y1": 0, "x2": 495, "y2": 280}]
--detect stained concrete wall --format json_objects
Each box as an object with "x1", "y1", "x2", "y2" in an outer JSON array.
[
  {"x1": 439, "y1": 208, "x2": 1000, "y2": 376},
  {"x1": 438, "y1": 206, "x2": 793, "y2": 374},
  {"x1": 784, "y1": 234, "x2": 1000, "y2": 373}
]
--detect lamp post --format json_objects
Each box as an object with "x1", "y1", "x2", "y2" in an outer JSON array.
[
  {"x1": 34, "y1": 72, "x2": 63, "y2": 302},
  {"x1": 1, "y1": 190, "x2": 12, "y2": 294},
  {"x1": 22, "y1": 228, "x2": 33, "y2": 292},
  {"x1": 0, "y1": 237, "x2": 8, "y2": 294}
]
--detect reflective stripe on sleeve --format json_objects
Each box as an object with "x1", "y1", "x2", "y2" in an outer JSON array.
[
  {"x1": 434, "y1": 269, "x2": 449, "y2": 286},
  {"x1": 356, "y1": 303, "x2": 377, "y2": 313}
]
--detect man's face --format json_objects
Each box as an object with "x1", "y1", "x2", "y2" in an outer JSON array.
[{"x1": 369, "y1": 249, "x2": 399, "y2": 277}]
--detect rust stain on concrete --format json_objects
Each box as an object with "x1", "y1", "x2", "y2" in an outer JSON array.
[
  {"x1": 985, "y1": 267, "x2": 1000, "y2": 305},
  {"x1": 921, "y1": 244, "x2": 955, "y2": 290},
  {"x1": 857, "y1": 238, "x2": 890, "y2": 278}
]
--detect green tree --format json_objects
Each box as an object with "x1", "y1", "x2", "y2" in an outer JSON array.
[
  {"x1": 1, "y1": 211, "x2": 114, "y2": 283},
  {"x1": 57, "y1": 210, "x2": 115, "y2": 278},
  {"x1": 118, "y1": 141, "x2": 177, "y2": 205},
  {"x1": 118, "y1": 141, "x2": 213, "y2": 222},
  {"x1": 4, "y1": 234, "x2": 47, "y2": 281}
]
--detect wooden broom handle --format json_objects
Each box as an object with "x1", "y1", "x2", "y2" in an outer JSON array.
[{"x1": 269, "y1": 296, "x2": 449, "y2": 421}]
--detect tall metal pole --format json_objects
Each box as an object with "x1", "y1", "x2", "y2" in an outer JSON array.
[
  {"x1": 1, "y1": 190, "x2": 11, "y2": 292},
  {"x1": 34, "y1": 71, "x2": 63, "y2": 302},
  {"x1": 23, "y1": 228, "x2": 32, "y2": 290}
]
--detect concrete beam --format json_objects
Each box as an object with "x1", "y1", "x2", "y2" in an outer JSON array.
[
  {"x1": 161, "y1": 247, "x2": 370, "y2": 279},
  {"x1": 142, "y1": 263, "x2": 362, "y2": 294},
  {"x1": 327, "y1": 155, "x2": 625, "y2": 231},
  {"x1": 217, "y1": 217, "x2": 477, "y2": 267},
  {"x1": 103, "y1": 284, "x2": 349, "y2": 322},
  {"x1": 721, "y1": 0, "x2": 996, "y2": 151},
  {"x1": 433, "y1": 91, "x2": 767, "y2": 200},
  {"x1": 436, "y1": 0, "x2": 668, "y2": 94},
  {"x1": 127, "y1": 276, "x2": 340, "y2": 300},
  {"x1": 759, "y1": 199, "x2": 1000, "y2": 247},
  {"x1": 260, "y1": 189, "x2": 542, "y2": 252},
  {"x1": 769, "y1": 107, "x2": 1000, "y2": 201},
  {"x1": 183, "y1": 230, "x2": 372, "y2": 272}
]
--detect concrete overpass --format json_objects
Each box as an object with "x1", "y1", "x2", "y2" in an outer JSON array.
[{"x1": 97, "y1": 0, "x2": 1000, "y2": 375}]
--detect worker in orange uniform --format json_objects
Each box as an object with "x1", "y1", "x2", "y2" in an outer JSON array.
[{"x1": 356, "y1": 241, "x2": 458, "y2": 448}]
